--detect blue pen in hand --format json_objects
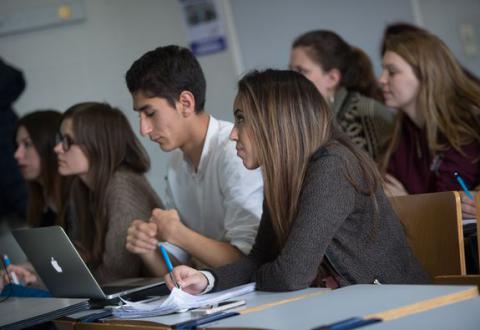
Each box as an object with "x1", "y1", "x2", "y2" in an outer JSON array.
[
  {"x1": 159, "y1": 244, "x2": 180, "y2": 289},
  {"x1": 454, "y1": 172, "x2": 474, "y2": 201},
  {"x1": 2, "y1": 254, "x2": 20, "y2": 285}
]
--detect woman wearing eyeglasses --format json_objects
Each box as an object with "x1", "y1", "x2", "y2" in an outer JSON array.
[{"x1": 54, "y1": 102, "x2": 163, "y2": 283}]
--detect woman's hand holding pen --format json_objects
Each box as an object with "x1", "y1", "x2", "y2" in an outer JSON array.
[
  {"x1": 460, "y1": 191, "x2": 477, "y2": 219},
  {"x1": 164, "y1": 265, "x2": 208, "y2": 295},
  {"x1": 2, "y1": 264, "x2": 37, "y2": 286}
]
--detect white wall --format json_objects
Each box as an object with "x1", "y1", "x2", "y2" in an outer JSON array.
[
  {"x1": 229, "y1": 0, "x2": 416, "y2": 75},
  {"x1": 0, "y1": 0, "x2": 239, "y2": 199},
  {"x1": 417, "y1": 0, "x2": 480, "y2": 75},
  {"x1": 229, "y1": 0, "x2": 480, "y2": 76}
]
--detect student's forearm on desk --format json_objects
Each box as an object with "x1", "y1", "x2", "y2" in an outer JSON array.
[{"x1": 170, "y1": 226, "x2": 244, "y2": 268}]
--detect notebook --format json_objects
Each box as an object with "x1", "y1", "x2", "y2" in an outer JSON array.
[
  {"x1": 112, "y1": 282, "x2": 256, "y2": 318},
  {"x1": 12, "y1": 226, "x2": 165, "y2": 300}
]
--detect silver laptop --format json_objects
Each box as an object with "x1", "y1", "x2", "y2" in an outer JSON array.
[{"x1": 12, "y1": 226, "x2": 165, "y2": 300}]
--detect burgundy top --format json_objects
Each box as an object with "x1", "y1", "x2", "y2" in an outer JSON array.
[{"x1": 387, "y1": 117, "x2": 480, "y2": 194}]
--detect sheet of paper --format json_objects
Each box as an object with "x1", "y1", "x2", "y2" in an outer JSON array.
[{"x1": 111, "y1": 282, "x2": 255, "y2": 318}]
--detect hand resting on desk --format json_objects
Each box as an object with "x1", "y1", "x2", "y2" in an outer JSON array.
[{"x1": 164, "y1": 265, "x2": 208, "y2": 294}]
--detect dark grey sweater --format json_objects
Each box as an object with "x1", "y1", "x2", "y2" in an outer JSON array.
[{"x1": 211, "y1": 142, "x2": 429, "y2": 291}]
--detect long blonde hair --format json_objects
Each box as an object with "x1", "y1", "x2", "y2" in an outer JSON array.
[
  {"x1": 236, "y1": 70, "x2": 382, "y2": 247},
  {"x1": 381, "y1": 32, "x2": 480, "y2": 169}
]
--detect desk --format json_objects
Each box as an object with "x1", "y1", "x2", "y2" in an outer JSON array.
[
  {"x1": 367, "y1": 296, "x2": 480, "y2": 330},
  {"x1": 141, "y1": 287, "x2": 327, "y2": 325},
  {"x1": 56, "y1": 284, "x2": 477, "y2": 330},
  {"x1": 56, "y1": 287, "x2": 327, "y2": 329},
  {"x1": 0, "y1": 297, "x2": 89, "y2": 330},
  {"x1": 205, "y1": 284, "x2": 477, "y2": 329},
  {"x1": 55, "y1": 288, "x2": 330, "y2": 330}
]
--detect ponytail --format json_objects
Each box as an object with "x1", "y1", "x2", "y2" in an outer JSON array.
[
  {"x1": 292, "y1": 30, "x2": 382, "y2": 101},
  {"x1": 343, "y1": 47, "x2": 383, "y2": 101}
]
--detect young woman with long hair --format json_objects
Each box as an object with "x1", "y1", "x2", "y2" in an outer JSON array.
[
  {"x1": 6, "y1": 110, "x2": 70, "y2": 287},
  {"x1": 15, "y1": 110, "x2": 69, "y2": 228},
  {"x1": 162, "y1": 70, "x2": 428, "y2": 294},
  {"x1": 379, "y1": 31, "x2": 480, "y2": 218},
  {"x1": 54, "y1": 102, "x2": 163, "y2": 283},
  {"x1": 289, "y1": 30, "x2": 394, "y2": 159}
]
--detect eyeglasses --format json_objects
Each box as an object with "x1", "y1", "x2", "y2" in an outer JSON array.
[{"x1": 55, "y1": 133, "x2": 76, "y2": 152}]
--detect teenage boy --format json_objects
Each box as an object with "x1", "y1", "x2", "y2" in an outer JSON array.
[{"x1": 125, "y1": 45, "x2": 263, "y2": 276}]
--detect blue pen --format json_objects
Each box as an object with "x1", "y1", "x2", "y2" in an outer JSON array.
[
  {"x1": 2, "y1": 254, "x2": 20, "y2": 285},
  {"x1": 158, "y1": 244, "x2": 180, "y2": 289},
  {"x1": 312, "y1": 317, "x2": 382, "y2": 330},
  {"x1": 454, "y1": 172, "x2": 474, "y2": 201}
]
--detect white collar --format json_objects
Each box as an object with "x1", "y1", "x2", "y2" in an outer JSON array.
[{"x1": 182, "y1": 115, "x2": 219, "y2": 176}]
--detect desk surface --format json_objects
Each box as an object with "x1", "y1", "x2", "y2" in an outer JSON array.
[
  {"x1": 205, "y1": 284, "x2": 477, "y2": 330},
  {"x1": 124, "y1": 287, "x2": 327, "y2": 326},
  {"x1": 367, "y1": 296, "x2": 480, "y2": 330},
  {"x1": 0, "y1": 297, "x2": 89, "y2": 330},
  {"x1": 66, "y1": 284, "x2": 478, "y2": 330}
]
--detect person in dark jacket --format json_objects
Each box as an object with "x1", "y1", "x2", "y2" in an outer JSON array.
[{"x1": 0, "y1": 58, "x2": 27, "y2": 227}]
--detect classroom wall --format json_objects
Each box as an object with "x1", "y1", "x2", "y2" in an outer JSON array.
[
  {"x1": 0, "y1": 0, "x2": 239, "y2": 199},
  {"x1": 229, "y1": 0, "x2": 415, "y2": 75},
  {"x1": 1, "y1": 0, "x2": 479, "y2": 199},
  {"x1": 417, "y1": 0, "x2": 480, "y2": 74},
  {"x1": 229, "y1": 0, "x2": 480, "y2": 76}
]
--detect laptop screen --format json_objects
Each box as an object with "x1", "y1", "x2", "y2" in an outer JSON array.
[{"x1": 12, "y1": 226, "x2": 165, "y2": 299}]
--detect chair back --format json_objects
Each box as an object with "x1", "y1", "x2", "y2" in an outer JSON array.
[{"x1": 389, "y1": 191, "x2": 466, "y2": 278}]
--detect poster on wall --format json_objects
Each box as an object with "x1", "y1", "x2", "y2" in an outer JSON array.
[{"x1": 179, "y1": 0, "x2": 227, "y2": 56}]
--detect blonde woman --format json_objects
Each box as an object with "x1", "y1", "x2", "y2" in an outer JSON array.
[{"x1": 379, "y1": 31, "x2": 480, "y2": 219}]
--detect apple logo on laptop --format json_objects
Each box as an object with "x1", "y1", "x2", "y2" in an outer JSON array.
[{"x1": 50, "y1": 257, "x2": 63, "y2": 273}]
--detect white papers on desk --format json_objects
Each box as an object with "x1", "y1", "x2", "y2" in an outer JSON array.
[{"x1": 111, "y1": 282, "x2": 255, "y2": 319}]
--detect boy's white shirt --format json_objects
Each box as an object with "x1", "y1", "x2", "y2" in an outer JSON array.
[{"x1": 164, "y1": 115, "x2": 263, "y2": 259}]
